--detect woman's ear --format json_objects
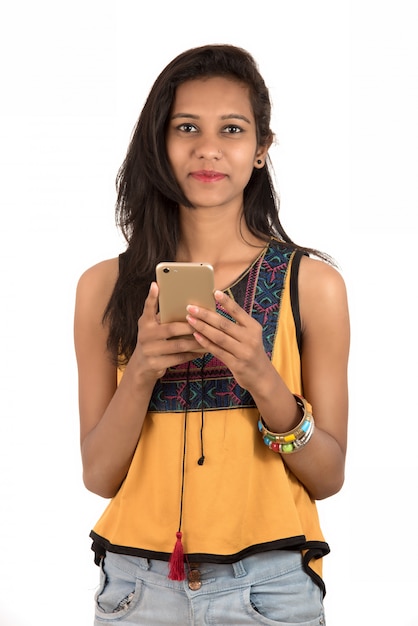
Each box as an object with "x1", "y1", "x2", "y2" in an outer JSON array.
[
  {"x1": 254, "y1": 145, "x2": 270, "y2": 168},
  {"x1": 254, "y1": 133, "x2": 273, "y2": 168}
]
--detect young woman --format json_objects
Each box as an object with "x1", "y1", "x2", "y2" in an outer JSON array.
[{"x1": 74, "y1": 44, "x2": 350, "y2": 625}]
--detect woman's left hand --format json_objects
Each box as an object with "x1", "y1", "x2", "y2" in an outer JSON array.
[{"x1": 186, "y1": 290, "x2": 271, "y2": 391}]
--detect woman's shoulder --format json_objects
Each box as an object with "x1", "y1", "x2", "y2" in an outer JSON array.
[
  {"x1": 75, "y1": 257, "x2": 120, "y2": 312},
  {"x1": 78, "y1": 257, "x2": 119, "y2": 284},
  {"x1": 299, "y1": 254, "x2": 346, "y2": 295},
  {"x1": 298, "y1": 254, "x2": 349, "y2": 330}
]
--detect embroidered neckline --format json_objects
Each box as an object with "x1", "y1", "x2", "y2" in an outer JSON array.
[
  {"x1": 223, "y1": 240, "x2": 270, "y2": 294},
  {"x1": 149, "y1": 240, "x2": 293, "y2": 413}
]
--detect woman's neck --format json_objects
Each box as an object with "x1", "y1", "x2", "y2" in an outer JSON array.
[
  {"x1": 177, "y1": 206, "x2": 264, "y2": 262},
  {"x1": 176, "y1": 206, "x2": 268, "y2": 289}
]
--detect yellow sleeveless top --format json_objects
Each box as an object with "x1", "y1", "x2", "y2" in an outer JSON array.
[{"x1": 90, "y1": 240, "x2": 329, "y2": 590}]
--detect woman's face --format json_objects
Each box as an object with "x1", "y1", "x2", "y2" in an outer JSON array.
[{"x1": 166, "y1": 76, "x2": 267, "y2": 212}]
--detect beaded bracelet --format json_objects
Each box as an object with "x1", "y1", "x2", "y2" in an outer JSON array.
[{"x1": 257, "y1": 394, "x2": 315, "y2": 454}]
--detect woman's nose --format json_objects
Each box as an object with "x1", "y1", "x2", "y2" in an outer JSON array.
[{"x1": 194, "y1": 135, "x2": 222, "y2": 160}]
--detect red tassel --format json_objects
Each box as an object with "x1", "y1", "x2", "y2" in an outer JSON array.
[{"x1": 168, "y1": 531, "x2": 185, "y2": 580}]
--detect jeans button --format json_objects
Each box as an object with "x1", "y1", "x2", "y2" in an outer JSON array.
[{"x1": 188, "y1": 567, "x2": 202, "y2": 590}]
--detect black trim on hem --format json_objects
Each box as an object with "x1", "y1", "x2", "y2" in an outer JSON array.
[
  {"x1": 89, "y1": 530, "x2": 330, "y2": 593},
  {"x1": 302, "y1": 541, "x2": 331, "y2": 596}
]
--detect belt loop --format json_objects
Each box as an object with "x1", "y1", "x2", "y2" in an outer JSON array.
[
  {"x1": 232, "y1": 559, "x2": 246, "y2": 578},
  {"x1": 138, "y1": 557, "x2": 150, "y2": 571}
]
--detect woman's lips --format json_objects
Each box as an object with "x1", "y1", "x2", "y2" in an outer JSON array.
[{"x1": 190, "y1": 170, "x2": 226, "y2": 182}]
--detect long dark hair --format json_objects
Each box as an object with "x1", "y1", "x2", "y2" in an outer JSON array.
[{"x1": 103, "y1": 44, "x2": 331, "y2": 365}]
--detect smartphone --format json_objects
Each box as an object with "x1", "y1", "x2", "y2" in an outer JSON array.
[{"x1": 156, "y1": 262, "x2": 215, "y2": 324}]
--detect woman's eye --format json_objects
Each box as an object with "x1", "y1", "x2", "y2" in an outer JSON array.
[
  {"x1": 178, "y1": 123, "x2": 198, "y2": 133},
  {"x1": 223, "y1": 125, "x2": 243, "y2": 134}
]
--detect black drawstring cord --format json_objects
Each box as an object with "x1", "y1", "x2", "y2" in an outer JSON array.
[
  {"x1": 197, "y1": 405, "x2": 205, "y2": 465},
  {"x1": 178, "y1": 357, "x2": 206, "y2": 536},
  {"x1": 168, "y1": 356, "x2": 207, "y2": 580},
  {"x1": 197, "y1": 355, "x2": 207, "y2": 465},
  {"x1": 177, "y1": 361, "x2": 191, "y2": 533}
]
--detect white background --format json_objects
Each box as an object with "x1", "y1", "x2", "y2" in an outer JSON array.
[{"x1": 1, "y1": 1, "x2": 417, "y2": 624}]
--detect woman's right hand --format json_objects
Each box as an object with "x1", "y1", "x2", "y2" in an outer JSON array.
[{"x1": 131, "y1": 281, "x2": 208, "y2": 384}]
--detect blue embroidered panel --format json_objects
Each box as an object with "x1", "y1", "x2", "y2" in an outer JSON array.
[{"x1": 148, "y1": 241, "x2": 293, "y2": 412}]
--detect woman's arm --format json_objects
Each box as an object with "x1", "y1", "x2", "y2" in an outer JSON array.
[
  {"x1": 185, "y1": 255, "x2": 350, "y2": 500},
  {"x1": 74, "y1": 263, "x2": 206, "y2": 498},
  {"x1": 274, "y1": 256, "x2": 350, "y2": 499}
]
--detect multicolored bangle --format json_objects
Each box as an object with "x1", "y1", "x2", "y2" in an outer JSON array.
[{"x1": 257, "y1": 394, "x2": 315, "y2": 454}]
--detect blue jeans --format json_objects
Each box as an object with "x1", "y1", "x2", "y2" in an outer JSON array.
[{"x1": 94, "y1": 550, "x2": 325, "y2": 625}]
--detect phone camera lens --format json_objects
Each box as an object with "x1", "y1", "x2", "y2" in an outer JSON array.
[{"x1": 163, "y1": 267, "x2": 169, "y2": 274}]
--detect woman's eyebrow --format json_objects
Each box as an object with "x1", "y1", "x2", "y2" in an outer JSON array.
[
  {"x1": 171, "y1": 113, "x2": 199, "y2": 119},
  {"x1": 170, "y1": 113, "x2": 251, "y2": 124},
  {"x1": 221, "y1": 114, "x2": 252, "y2": 124}
]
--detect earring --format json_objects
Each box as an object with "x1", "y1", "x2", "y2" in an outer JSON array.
[{"x1": 256, "y1": 159, "x2": 262, "y2": 165}]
